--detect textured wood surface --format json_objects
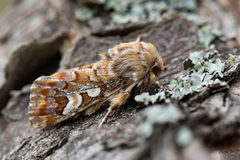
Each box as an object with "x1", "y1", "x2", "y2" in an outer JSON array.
[{"x1": 1, "y1": 0, "x2": 240, "y2": 160}]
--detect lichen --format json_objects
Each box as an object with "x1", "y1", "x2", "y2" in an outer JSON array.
[
  {"x1": 169, "y1": 51, "x2": 226, "y2": 98},
  {"x1": 135, "y1": 50, "x2": 227, "y2": 105},
  {"x1": 181, "y1": 13, "x2": 205, "y2": 25},
  {"x1": 137, "y1": 104, "x2": 183, "y2": 138},
  {"x1": 75, "y1": 6, "x2": 98, "y2": 21},
  {"x1": 198, "y1": 25, "x2": 226, "y2": 48},
  {"x1": 75, "y1": 0, "x2": 197, "y2": 24},
  {"x1": 167, "y1": 0, "x2": 197, "y2": 11},
  {"x1": 175, "y1": 126, "x2": 194, "y2": 147},
  {"x1": 134, "y1": 92, "x2": 166, "y2": 106}
]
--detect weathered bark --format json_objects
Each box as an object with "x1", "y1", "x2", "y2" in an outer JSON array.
[{"x1": 1, "y1": 0, "x2": 240, "y2": 160}]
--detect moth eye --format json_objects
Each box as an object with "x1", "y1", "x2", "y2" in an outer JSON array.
[{"x1": 152, "y1": 65, "x2": 161, "y2": 76}]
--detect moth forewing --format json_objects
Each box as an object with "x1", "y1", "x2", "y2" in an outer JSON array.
[
  {"x1": 28, "y1": 61, "x2": 115, "y2": 128},
  {"x1": 28, "y1": 40, "x2": 165, "y2": 128}
]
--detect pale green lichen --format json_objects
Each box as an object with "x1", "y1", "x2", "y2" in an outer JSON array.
[
  {"x1": 109, "y1": 0, "x2": 169, "y2": 24},
  {"x1": 175, "y1": 126, "x2": 194, "y2": 147},
  {"x1": 105, "y1": 0, "x2": 137, "y2": 13},
  {"x1": 134, "y1": 92, "x2": 166, "y2": 106},
  {"x1": 168, "y1": 0, "x2": 197, "y2": 11},
  {"x1": 135, "y1": 50, "x2": 227, "y2": 105},
  {"x1": 198, "y1": 25, "x2": 226, "y2": 48},
  {"x1": 75, "y1": 6, "x2": 98, "y2": 21},
  {"x1": 169, "y1": 51, "x2": 226, "y2": 97},
  {"x1": 138, "y1": 104, "x2": 183, "y2": 138},
  {"x1": 181, "y1": 13, "x2": 205, "y2": 25},
  {"x1": 76, "y1": 0, "x2": 197, "y2": 24}
]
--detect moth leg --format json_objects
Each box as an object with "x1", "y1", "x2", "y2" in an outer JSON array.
[
  {"x1": 99, "y1": 92, "x2": 130, "y2": 126},
  {"x1": 99, "y1": 107, "x2": 114, "y2": 126},
  {"x1": 150, "y1": 71, "x2": 171, "y2": 91}
]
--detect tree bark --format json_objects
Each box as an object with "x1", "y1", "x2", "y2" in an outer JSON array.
[{"x1": 1, "y1": 0, "x2": 240, "y2": 160}]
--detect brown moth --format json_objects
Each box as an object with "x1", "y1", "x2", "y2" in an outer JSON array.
[{"x1": 28, "y1": 38, "x2": 166, "y2": 128}]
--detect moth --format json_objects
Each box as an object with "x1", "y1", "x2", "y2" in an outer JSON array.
[{"x1": 28, "y1": 37, "x2": 166, "y2": 128}]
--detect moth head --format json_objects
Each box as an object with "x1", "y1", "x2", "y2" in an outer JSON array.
[
  {"x1": 107, "y1": 41, "x2": 164, "y2": 83},
  {"x1": 140, "y1": 42, "x2": 164, "y2": 75},
  {"x1": 136, "y1": 42, "x2": 166, "y2": 90},
  {"x1": 151, "y1": 55, "x2": 164, "y2": 77}
]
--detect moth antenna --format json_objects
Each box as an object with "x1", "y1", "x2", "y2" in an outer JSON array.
[
  {"x1": 136, "y1": 35, "x2": 142, "y2": 42},
  {"x1": 100, "y1": 52, "x2": 110, "y2": 60},
  {"x1": 100, "y1": 53, "x2": 106, "y2": 57},
  {"x1": 150, "y1": 71, "x2": 171, "y2": 91}
]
